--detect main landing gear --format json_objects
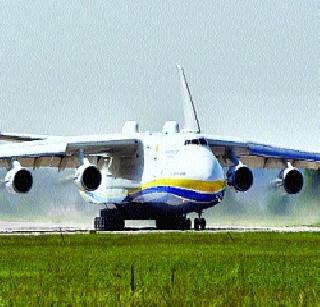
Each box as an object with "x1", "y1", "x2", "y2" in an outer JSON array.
[
  {"x1": 94, "y1": 208, "x2": 193, "y2": 231},
  {"x1": 156, "y1": 215, "x2": 191, "y2": 230},
  {"x1": 94, "y1": 208, "x2": 207, "y2": 231},
  {"x1": 193, "y1": 211, "x2": 207, "y2": 231},
  {"x1": 94, "y1": 208, "x2": 125, "y2": 231}
]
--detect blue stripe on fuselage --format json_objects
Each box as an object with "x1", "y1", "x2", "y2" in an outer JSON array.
[{"x1": 128, "y1": 186, "x2": 225, "y2": 203}]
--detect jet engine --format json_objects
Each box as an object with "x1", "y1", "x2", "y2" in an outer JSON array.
[
  {"x1": 5, "y1": 162, "x2": 33, "y2": 194},
  {"x1": 74, "y1": 161, "x2": 102, "y2": 191},
  {"x1": 227, "y1": 164, "x2": 253, "y2": 192},
  {"x1": 278, "y1": 166, "x2": 303, "y2": 194}
]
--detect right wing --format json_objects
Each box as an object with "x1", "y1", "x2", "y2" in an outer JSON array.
[
  {"x1": 0, "y1": 132, "x2": 50, "y2": 142},
  {"x1": 0, "y1": 135, "x2": 140, "y2": 170}
]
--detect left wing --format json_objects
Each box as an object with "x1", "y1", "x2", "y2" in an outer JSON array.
[{"x1": 205, "y1": 135, "x2": 320, "y2": 169}]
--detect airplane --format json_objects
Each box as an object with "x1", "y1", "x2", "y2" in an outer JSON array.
[{"x1": 0, "y1": 65, "x2": 319, "y2": 230}]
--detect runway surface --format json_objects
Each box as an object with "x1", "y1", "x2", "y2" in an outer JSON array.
[{"x1": 0, "y1": 221, "x2": 319, "y2": 234}]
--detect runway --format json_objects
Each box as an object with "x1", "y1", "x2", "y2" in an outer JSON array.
[{"x1": 0, "y1": 222, "x2": 319, "y2": 235}]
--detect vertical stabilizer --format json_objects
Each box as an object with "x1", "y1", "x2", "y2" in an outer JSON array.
[{"x1": 176, "y1": 64, "x2": 200, "y2": 133}]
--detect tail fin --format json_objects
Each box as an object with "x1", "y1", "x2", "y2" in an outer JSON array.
[{"x1": 176, "y1": 64, "x2": 200, "y2": 133}]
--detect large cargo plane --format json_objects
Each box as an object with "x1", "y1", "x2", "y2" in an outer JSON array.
[{"x1": 0, "y1": 65, "x2": 319, "y2": 230}]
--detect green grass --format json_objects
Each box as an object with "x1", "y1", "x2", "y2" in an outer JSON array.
[{"x1": 0, "y1": 232, "x2": 318, "y2": 305}]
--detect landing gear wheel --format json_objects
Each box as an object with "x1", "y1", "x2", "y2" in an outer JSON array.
[
  {"x1": 184, "y1": 218, "x2": 191, "y2": 230},
  {"x1": 194, "y1": 218, "x2": 200, "y2": 231},
  {"x1": 156, "y1": 216, "x2": 190, "y2": 230},
  {"x1": 194, "y1": 217, "x2": 206, "y2": 231},
  {"x1": 199, "y1": 218, "x2": 207, "y2": 230},
  {"x1": 94, "y1": 209, "x2": 125, "y2": 231}
]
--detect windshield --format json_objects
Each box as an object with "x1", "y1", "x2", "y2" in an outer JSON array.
[{"x1": 184, "y1": 138, "x2": 208, "y2": 146}]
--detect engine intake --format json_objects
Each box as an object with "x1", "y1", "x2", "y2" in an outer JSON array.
[
  {"x1": 227, "y1": 164, "x2": 253, "y2": 192},
  {"x1": 74, "y1": 163, "x2": 102, "y2": 191},
  {"x1": 5, "y1": 163, "x2": 33, "y2": 194},
  {"x1": 280, "y1": 167, "x2": 303, "y2": 194}
]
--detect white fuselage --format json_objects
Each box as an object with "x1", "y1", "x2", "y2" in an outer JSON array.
[{"x1": 81, "y1": 131, "x2": 226, "y2": 213}]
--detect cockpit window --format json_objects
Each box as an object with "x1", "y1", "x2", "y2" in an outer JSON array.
[
  {"x1": 184, "y1": 138, "x2": 208, "y2": 146},
  {"x1": 199, "y1": 138, "x2": 208, "y2": 145}
]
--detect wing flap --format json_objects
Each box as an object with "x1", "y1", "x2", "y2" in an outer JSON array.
[
  {"x1": 0, "y1": 156, "x2": 110, "y2": 170},
  {"x1": 65, "y1": 139, "x2": 139, "y2": 156}
]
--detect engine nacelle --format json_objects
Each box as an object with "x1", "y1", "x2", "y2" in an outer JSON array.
[
  {"x1": 5, "y1": 162, "x2": 33, "y2": 194},
  {"x1": 227, "y1": 164, "x2": 253, "y2": 192},
  {"x1": 74, "y1": 162, "x2": 102, "y2": 191},
  {"x1": 279, "y1": 166, "x2": 303, "y2": 194}
]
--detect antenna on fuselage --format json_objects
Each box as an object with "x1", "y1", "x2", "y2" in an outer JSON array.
[{"x1": 176, "y1": 64, "x2": 201, "y2": 134}]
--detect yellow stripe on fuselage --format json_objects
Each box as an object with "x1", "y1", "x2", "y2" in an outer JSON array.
[
  {"x1": 80, "y1": 178, "x2": 226, "y2": 198},
  {"x1": 139, "y1": 178, "x2": 226, "y2": 193}
]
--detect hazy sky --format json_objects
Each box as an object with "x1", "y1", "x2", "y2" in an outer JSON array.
[{"x1": 0, "y1": 1, "x2": 318, "y2": 151}]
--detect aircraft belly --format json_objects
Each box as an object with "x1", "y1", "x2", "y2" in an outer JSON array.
[
  {"x1": 130, "y1": 190, "x2": 225, "y2": 206},
  {"x1": 81, "y1": 178, "x2": 226, "y2": 210},
  {"x1": 80, "y1": 189, "x2": 128, "y2": 204},
  {"x1": 127, "y1": 179, "x2": 225, "y2": 206}
]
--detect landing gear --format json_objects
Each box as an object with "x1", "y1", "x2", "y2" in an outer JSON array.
[
  {"x1": 194, "y1": 212, "x2": 207, "y2": 231},
  {"x1": 94, "y1": 208, "x2": 125, "y2": 231},
  {"x1": 185, "y1": 218, "x2": 192, "y2": 230},
  {"x1": 93, "y1": 207, "x2": 207, "y2": 231},
  {"x1": 156, "y1": 216, "x2": 191, "y2": 230}
]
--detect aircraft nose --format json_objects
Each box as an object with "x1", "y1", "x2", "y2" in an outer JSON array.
[
  {"x1": 191, "y1": 148, "x2": 220, "y2": 180},
  {"x1": 174, "y1": 146, "x2": 224, "y2": 181}
]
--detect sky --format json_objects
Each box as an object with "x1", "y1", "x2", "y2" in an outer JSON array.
[{"x1": 0, "y1": 1, "x2": 318, "y2": 152}]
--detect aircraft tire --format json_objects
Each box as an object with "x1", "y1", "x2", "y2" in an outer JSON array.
[
  {"x1": 199, "y1": 218, "x2": 206, "y2": 230},
  {"x1": 194, "y1": 218, "x2": 200, "y2": 231},
  {"x1": 156, "y1": 216, "x2": 189, "y2": 230},
  {"x1": 185, "y1": 218, "x2": 191, "y2": 230},
  {"x1": 94, "y1": 209, "x2": 125, "y2": 231}
]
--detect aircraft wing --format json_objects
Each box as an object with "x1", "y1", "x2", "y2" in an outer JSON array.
[
  {"x1": 0, "y1": 135, "x2": 139, "y2": 170},
  {"x1": 205, "y1": 135, "x2": 320, "y2": 169},
  {"x1": 0, "y1": 132, "x2": 52, "y2": 142}
]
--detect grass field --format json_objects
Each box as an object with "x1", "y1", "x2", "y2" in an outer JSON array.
[{"x1": 0, "y1": 232, "x2": 318, "y2": 305}]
